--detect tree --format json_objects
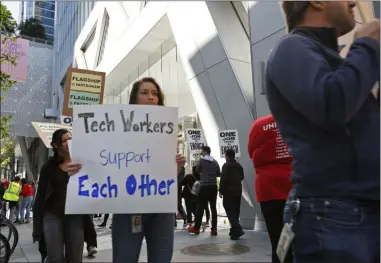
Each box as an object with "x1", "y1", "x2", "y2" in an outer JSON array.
[
  {"x1": 0, "y1": 4, "x2": 16, "y2": 34},
  {"x1": 18, "y1": 17, "x2": 46, "y2": 39},
  {"x1": 0, "y1": 3, "x2": 17, "y2": 173}
]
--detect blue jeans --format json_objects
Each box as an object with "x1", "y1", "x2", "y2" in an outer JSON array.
[
  {"x1": 284, "y1": 197, "x2": 380, "y2": 263},
  {"x1": 112, "y1": 213, "x2": 175, "y2": 263},
  {"x1": 19, "y1": 196, "x2": 33, "y2": 221}
]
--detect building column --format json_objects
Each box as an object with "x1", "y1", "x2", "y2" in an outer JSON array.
[{"x1": 168, "y1": 1, "x2": 265, "y2": 230}]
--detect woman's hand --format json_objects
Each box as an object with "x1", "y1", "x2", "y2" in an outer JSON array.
[
  {"x1": 64, "y1": 163, "x2": 82, "y2": 176},
  {"x1": 176, "y1": 154, "x2": 185, "y2": 174}
]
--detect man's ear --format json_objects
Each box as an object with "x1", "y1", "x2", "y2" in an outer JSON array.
[{"x1": 310, "y1": 1, "x2": 325, "y2": 11}]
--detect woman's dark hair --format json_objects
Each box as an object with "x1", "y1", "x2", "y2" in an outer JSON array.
[
  {"x1": 281, "y1": 1, "x2": 309, "y2": 32},
  {"x1": 51, "y1": 128, "x2": 70, "y2": 165},
  {"x1": 129, "y1": 77, "x2": 165, "y2": 106},
  {"x1": 192, "y1": 166, "x2": 200, "y2": 180}
]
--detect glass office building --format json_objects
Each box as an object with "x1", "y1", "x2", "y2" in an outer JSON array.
[{"x1": 19, "y1": 1, "x2": 56, "y2": 41}]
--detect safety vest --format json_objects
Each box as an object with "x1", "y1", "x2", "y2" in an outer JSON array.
[{"x1": 3, "y1": 182, "x2": 21, "y2": 202}]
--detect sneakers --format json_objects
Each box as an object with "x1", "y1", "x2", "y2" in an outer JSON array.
[
  {"x1": 188, "y1": 226, "x2": 200, "y2": 235},
  {"x1": 87, "y1": 246, "x2": 97, "y2": 257},
  {"x1": 183, "y1": 221, "x2": 188, "y2": 228},
  {"x1": 210, "y1": 229, "x2": 218, "y2": 236},
  {"x1": 230, "y1": 230, "x2": 245, "y2": 240}
]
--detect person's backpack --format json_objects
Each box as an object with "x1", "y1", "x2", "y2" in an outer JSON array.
[
  {"x1": 191, "y1": 180, "x2": 201, "y2": 196},
  {"x1": 187, "y1": 174, "x2": 200, "y2": 196}
]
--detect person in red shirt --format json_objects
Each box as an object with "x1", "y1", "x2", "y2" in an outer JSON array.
[
  {"x1": 19, "y1": 178, "x2": 34, "y2": 223},
  {"x1": 248, "y1": 115, "x2": 293, "y2": 263}
]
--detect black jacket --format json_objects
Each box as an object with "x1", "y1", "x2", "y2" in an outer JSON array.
[
  {"x1": 33, "y1": 159, "x2": 55, "y2": 242},
  {"x1": 33, "y1": 159, "x2": 93, "y2": 243},
  {"x1": 219, "y1": 160, "x2": 244, "y2": 197}
]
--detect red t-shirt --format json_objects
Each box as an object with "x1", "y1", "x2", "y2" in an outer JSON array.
[
  {"x1": 248, "y1": 115, "x2": 293, "y2": 202},
  {"x1": 21, "y1": 184, "x2": 34, "y2": 197}
]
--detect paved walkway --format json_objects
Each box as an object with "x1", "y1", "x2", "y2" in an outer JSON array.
[{"x1": 10, "y1": 218, "x2": 271, "y2": 262}]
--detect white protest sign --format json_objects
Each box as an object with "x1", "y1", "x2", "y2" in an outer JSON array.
[
  {"x1": 185, "y1": 128, "x2": 205, "y2": 161},
  {"x1": 60, "y1": 116, "x2": 73, "y2": 126},
  {"x1": 32, "y1": 122, "x2": 73, "y2": 148},
  {"x1": 65, "y1": 104, "x2": 178, "y2": 214},
  {"x1": 218, "y1": 129, "x2": 241, "y2": 158}
]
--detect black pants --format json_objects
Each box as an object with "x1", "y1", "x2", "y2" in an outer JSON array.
[
  {"x1": 194, "y1": 185, "x2": 218, "y2": 230},
  {"x1": 84, "y1": 215, "x2": 97, "y2": 249},
  {"x1": 260, "y1": 200, "x2": 293, "y2": 263},
  {"x1": 204, "y1": 204, "x2": 210, "y2": 222},
  {"x1": 223, "y1": 195, "x2": 242, "y2": 234},
  {"x1": 175, "y1": 195, "x2": 187, "y2": 223},
  {"x1": 185, "y1": 198, "x2": 210, "y2": 223},
  {"x1": 101, "y1": 214, "x2": 109, "y2": 225},
  {"x1": 185, "y1": 199, "x2": 197, "y2": 223}
]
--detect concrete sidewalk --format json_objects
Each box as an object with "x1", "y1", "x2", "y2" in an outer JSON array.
[{"x1": 10, "y1": 219, "x2": 271, "y2": 262}]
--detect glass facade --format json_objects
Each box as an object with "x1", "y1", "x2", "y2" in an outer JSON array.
[
  {"x1": 21, "y1": 0, "x2": 56, "y2": 41},
  {"x1": 34, "y1": 7, "x2": 55, "y2": 19},
  {"x1": 34, "y1": 1, "x2": 55, "y2": 40}
]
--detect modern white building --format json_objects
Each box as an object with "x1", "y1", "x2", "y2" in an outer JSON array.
[{"x1": 68, "y1": 1, "x2": 379, "y2": 230}]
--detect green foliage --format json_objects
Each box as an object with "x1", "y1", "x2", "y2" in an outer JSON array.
[
  {"x1": 0, "y1": 3, "x2": 17, "y2": 168},
  {"x1": 0, "y1": 136, "x2": 14, "y2": 168},
  {"x1": 0, "y1": 4, "x2": 17, "y2": 34},
  {"x1": 18, "y1": 17, "x2": 46, "y2": 39}
]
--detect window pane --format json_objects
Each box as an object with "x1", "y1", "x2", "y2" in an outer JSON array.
[
  {"x1": 35, "y1": 16, "x2": 55, "y2": 27},
  {"x1": 35, "y1": 1, "x2": 55, "y2": 11},
  {"x1": 44, "y1": 26, "x2": 54, "y2": 35},
  {"x1": 35, "y1": 7, "x2": 55, "y2": 19}
]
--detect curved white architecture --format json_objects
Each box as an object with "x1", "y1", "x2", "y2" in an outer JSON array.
[{"x1": 70, "y1": 1, "x2": 379, "y2": 230}]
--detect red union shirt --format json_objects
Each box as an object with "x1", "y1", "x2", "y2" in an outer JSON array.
[{"x1": 248, "y1": 115, "x2": 293, "y2": 202}]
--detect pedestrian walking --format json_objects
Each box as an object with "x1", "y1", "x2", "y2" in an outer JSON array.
[
  {"x1": 267, "y1": 2, "x2": 380, "y2": 262},
  {"x1": 219, "y1": 149, "x2": 244, "y2": 240}
]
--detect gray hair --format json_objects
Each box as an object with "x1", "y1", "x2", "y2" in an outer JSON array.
[{"x1": 281, "y1": 1, "x2": 310, "y2": 31}]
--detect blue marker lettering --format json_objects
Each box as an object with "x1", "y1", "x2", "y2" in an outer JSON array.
[
  {"x1": 117, "y1": 153, "x2": 125, "y2": 169},
  {"x1": 91, "y1": 183, "x2": 99, "y2": 198},
  {"x1": 126, "y1": 174, "x2": 137, "y2": 195},
  {"x1": 107, "y1": 176, "x2": 118, "y2": 197},
  {"x1": 100, "y1": 150, "x2": 108, "y2": 166},
  {"x1": 78, "y1": 175, "x2": 89, "y2": 196},
  {"x1": 100, "y1": 183, "x2": 107, "y2": 198},
  {"x1": 143, "y1": 148, "x2": 151, "y2": 163},
  {"x1": 138, "y1": 174, "x2": 157, "y2": 197},
  {"x1": 166, "y1": 179, "x2": 175, "y2": 195},
  {"x1": 108, "y1": 152, "x2": 117, "y2": 165},
  {"x1": 126, "y1": 152, "x2": 134, "y2": 167},
  {"x1": 158, "y1": 180, "x2": 166, "y2": 195}
]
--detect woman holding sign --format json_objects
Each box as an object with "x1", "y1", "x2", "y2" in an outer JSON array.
[
  {"x1": 65, "y1": 77, "x2": 186, "y2": 263},
  {"x1": 33, "y1": 129, "x2": 85, "y2": 263}
]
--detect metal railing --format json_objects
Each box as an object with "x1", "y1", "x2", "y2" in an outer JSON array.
[{"x1": 19, "y1": 35, "x2": 53, "y2": 45}]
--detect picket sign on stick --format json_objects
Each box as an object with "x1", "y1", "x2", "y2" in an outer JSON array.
[
  {"x1": 65, "y1": 104, "x2": 179, "y2": 214},
  {"x1": 185, "y1": 128, "x2": 205, "y2": 167},
  {"x1": 218, "y1": 129, "x2": 241, "y2": 158},
  {"x1": 32, "y1": 122, "x2": 73, "y2": 148}
]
